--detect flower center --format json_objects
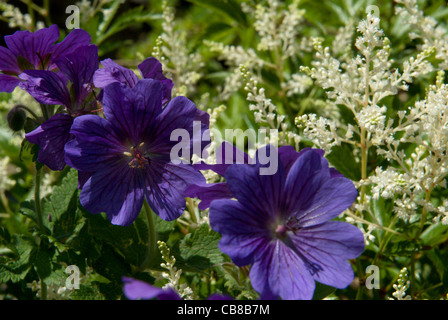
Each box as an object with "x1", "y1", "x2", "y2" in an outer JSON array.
[
  {"x1": 123, "y1": 142, "x2": 149, "y2": 169},
  {"x1": 274, "y1": 217, "x2": 301, "y2": 239}
]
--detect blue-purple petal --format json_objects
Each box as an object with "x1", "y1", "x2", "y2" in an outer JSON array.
[
  {"x1": 184, "y1": 182, "x2": 233, "y2": 210},
  {"x1": 102, "y1": 79, "x2": 162, "y2": 144},
  {"x1": 54, "y1": 44, "x2": 98, "y2": 108},
  {"x1": 64, "y1": 114, "x2": 126, "y2": 173},
  {"x1": 138, "y1": 57, "x2": 173, "y2": 103},
  {"x1": 144, "y1": 162, "x2": 205, "y2": 221},
  {"x1": 19, "y1": 70, "x2": 71, "y2": 107},
  {"x1": 249, "y1": 240, "x2": 316, "y2": 300},
  {"x1": 224, "y1": 157, "x2": 285, "y2": 220},
  {"x1": 296, "y1": 176, "x2": 358, "y2": 227},
  {"x1": 4, "y1": 25, "x2": 59, "y2": 69},
  {"x1": 0, "y1": 46, "x2": 20, "y2": 74},
  {"x1": 290, "y1": 221, "x2": 364, "y2": 288},
  {"x1": 209, "y1": 199, "x2": 270, "y2": 266},
  {"x1": 25, "y1": 113, "x2": 73, "y2": 171},
  {"x1": 122, "y1": 277, "x2": 181, "y2": 300},
  {"x1": 79, "y1": 166, "x2": 145, "y2": 226},
  {"x1": 93, "y1": 58, "x2": 139, "y2": 89},
  {"x1": 0, "y1": 74, "x2": 21, "y2": 93},
  {"x1": 50, "y1": 28, "x2": 92, "y2": 64}
]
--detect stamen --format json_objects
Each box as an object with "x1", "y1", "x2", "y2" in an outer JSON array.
[{"x1": 126, "y1": 143, "x2": 150, "y2": 169}]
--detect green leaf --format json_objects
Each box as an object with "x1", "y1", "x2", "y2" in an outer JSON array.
[
  {"x1": 0, "y1": 235, "x2": 36, "y2": 282},
  {"x1": 185, "y1": 0, "x2": 247, "y2": 25},
  {"x1": 384, "y1": 240, "x2": 421, "y2": 257},
  {"x1": 44, "y1": 169, "x2": 82, "y2": 243},
  {"x1": 178, "y1": 223, "x2": 224, "y2": 271},
  {"x1": 19, "y1": 200, "x2": 51, "y2": 234},
  {"x1": 33, "y1": 244, "x2": 53, "y2": 281},
  {"x1": 370, "y1": 197, "x2": 395, "y2": 233},
  {"x1": 69, "y1": 283, "x2": 106, "y2": 300},
  {"x1": 426, "y1": 249, "x2": 446, "y2": 282},
  {"x1": 86, "y1": 211, "x2": 149, "y2": 267},
  {"x1": 420, "y1": 223, "x2": 448, "y2": 247},
  {"x1": 91, "y1": 244, "x2": 132, "y2": 282},
  {"x1": 326, "y1": 143, "x2": 361, "y2": 181},
  {"x1": 97, "y1": 6, "x2": 159, "y2": 45},
  {"x1": 313, "y1": 282, "x2": 336, "y2": 300}
]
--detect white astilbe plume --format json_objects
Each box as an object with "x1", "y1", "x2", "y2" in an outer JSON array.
[
  {"x1": 156, "y1": 0, "x2": 203, "y2": 96},
  {"x1": 156, "y1": 241, "x2": 193, "y2": 300},
  {"x1": 390, "y1": 268, "x2": 412, "y2": 300},
  {"x1": 395, "y1": 0, "x2": 448, "y2": 70}
]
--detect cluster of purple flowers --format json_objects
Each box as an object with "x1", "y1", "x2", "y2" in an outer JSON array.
[{"x1": 1, "y1": 25, "x2": 364, "y2": 300}]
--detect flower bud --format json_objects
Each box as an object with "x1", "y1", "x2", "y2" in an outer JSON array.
[{"x1": 7, "y1": 105, "x2": 27, "y2": 132}]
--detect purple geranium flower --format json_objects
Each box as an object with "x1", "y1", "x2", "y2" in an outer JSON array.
[
  {"x1": 93, "y1": 57, "x2": 174, "y2": 105},
  {"x1": 209, "y1": 146, "x2": 365, "y2": 300},
  {"x1": 0, "y1": 24, "x2": 91, "y2": 92},
  {"x1": 122, "y1": 277, "x2": 232, "y2": 300},
  {"x1": 22, "y1": 44, "x2": 99, "y2": 171},
  {"x1": 64, "y1": 79, "x2": 207, "y2": 226},
  {"x1": 185, "y1": 142, "x2": 337, "y2": 210}
]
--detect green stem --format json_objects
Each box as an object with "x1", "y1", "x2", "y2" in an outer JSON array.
[
  {"x1": 410, "y1": 187, "x2": 433, "y2": 297},
  {"x1": 42, "y1": 0, "x2": 52, "y2": 26},
  {"x1": 359, "y1": 126, "x2": 369, "y2": 206},
  {"x1": 355, "y1": 258, "x2": 365, "y2": 300},
  {"x1": 140, "y1": 201, "x2": 157, "y2": 271},
  {"x1": 40, "y1": 104, "x2": 49, "y2": 122},
  {"x1": 34, "y1": 165, "x2": 47, "y2": 300},
  {"x1": 40, "y1": 280, "x2": 47, "y2": 300},
  {"x1": 186, "y1": 197, "x2": 198, "y2": 225},
  {"x1": 34, "y1": 165, "x2": 44, "y2": 231},
  {"x1": 14, "y1": 105, "x2": 40, "y2": 121},
  {"x1": 25, "y1": 0, "x2": 35, "y2": 31}
]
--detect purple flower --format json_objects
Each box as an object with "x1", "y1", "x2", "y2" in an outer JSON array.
[
  {"x1": 64, "y1": 79, "x2": 207, "y2": 226},
  {"x1": 22, "y1": 44, "x2": 99, "y2": 171},
  {"x1": 185, "y1": 143, "x2": 335, "y2": 210},
  {"x1": 122, "y1": 277, "x2": 232, "y2": 300},
  {"x1": 122, "y1": 277, "x2": 182, "y2": 300},
  {"x1": 0, "y1": 24, "x2": 91, "y2": 92},
  {"x1": 209, "y1": 146, "x2": 365, "y2": 300},
  {"x1": 93, "y1": 57, "x2": 174, "y2": 105}
]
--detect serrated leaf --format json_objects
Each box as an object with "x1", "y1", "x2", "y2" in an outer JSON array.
[
  {"x1": 179, "y1": 224, "x2": 224, "y2": 271},
  {"x1": 86, "y1": 212, "x2": 149, "y2": 267},
  {"x1": 69, "y1": 283, "x2": 105, "y2": 300},
  {"x1": 0, "y1": 235, "x2": 36, "y2": 282},
  {"x1": 33, "y1": 245, "x2": 53, "y2": 280},
  {"x1": 19, "y1": 200, "x2": 51, "y2": 233},
  {"x1": 44, "y1": 169, "x2": 82, "y2": 242},
  {"x1": 91, "y1": 244, "x2": 132, "y2": 282}
]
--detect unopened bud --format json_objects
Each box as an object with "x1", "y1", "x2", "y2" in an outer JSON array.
[{"x1": 7, "y1": 105, "x2": 27, "y2": 131}]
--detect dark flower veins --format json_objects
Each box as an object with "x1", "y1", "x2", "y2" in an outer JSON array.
[
  {"x1": 209, "y1": 147, "x2": 365, "y2": 300},
  {"x1": 0, "y1": 24, "x2": 91, "y2": 93},
  {"x1": 64, "y1": 79, "x2": 206, "y2": 226}
]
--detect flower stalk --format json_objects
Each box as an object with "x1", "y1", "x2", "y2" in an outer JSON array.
[{"x1": 140, "y1": 200, "x2": 157, "y2": 271}]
